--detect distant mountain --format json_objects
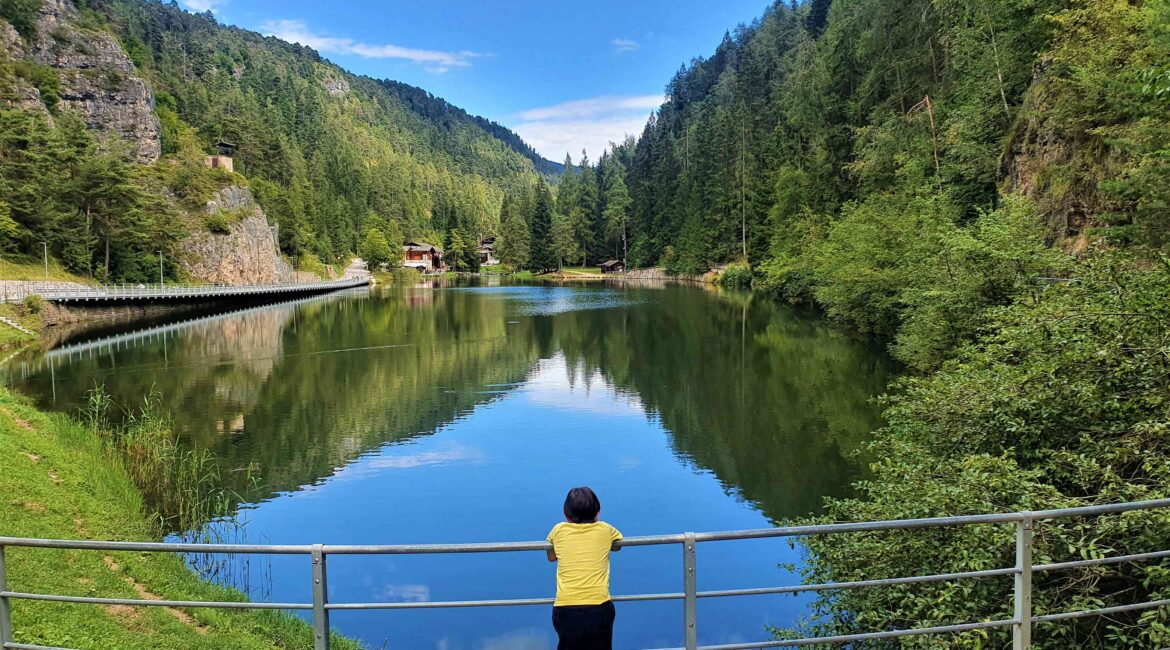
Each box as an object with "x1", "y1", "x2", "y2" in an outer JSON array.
[
  {"x1": 377, "y1": 79, "x2": 564, "y2": 177},
  {"x1": 0, "y1": 0, "x2": 557, "y2": 282}
]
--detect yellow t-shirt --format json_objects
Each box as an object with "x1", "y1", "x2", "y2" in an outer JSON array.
[{"x1": 546, "y1": 521, "x2": 623, "y2": 606}]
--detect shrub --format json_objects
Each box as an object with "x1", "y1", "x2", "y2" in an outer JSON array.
[
  {"x1": 22, "y1": 293, "x2": 43, "y2": 314},
  {"x1": 0, "y1": 0, "x2": 41, "y2": 39},
  {"x1": 13, "y1": 61, "x2": 60, "y2": 111},
  {"x1": 204, "y1": 211, "x2": 232, "y2": 234},
  {"x1": 718, "y1": 261, "x2": 752, "y2": 288}
]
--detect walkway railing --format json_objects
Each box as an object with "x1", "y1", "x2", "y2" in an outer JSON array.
[
  {"x1": 2, "y1": 499, "x2": 1169, "y2": 650},
  {"x1": 0, "y1": 277, "x2": 369, "y2": 304}
]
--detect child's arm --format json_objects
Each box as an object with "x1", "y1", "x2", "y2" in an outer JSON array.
[{"x1": 546, "y1": 548, "x2": 557, "y2": 562}]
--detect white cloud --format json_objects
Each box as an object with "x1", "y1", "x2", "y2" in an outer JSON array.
[
  {"x1": 260, "y1": 19, "x2": 484, "y2": 73},
  {"x1": 512, "y1": 95, "x2": 663, "y2": 161},
  {"x1": 611, "y1": 38, "x2": 640, "y2": 54},
  {"x1": 517, "y1": 95, "x2": 663, "y2": 122},
  {"x1": 181, "y1": 0, "x2": 224, "y2": 12}
]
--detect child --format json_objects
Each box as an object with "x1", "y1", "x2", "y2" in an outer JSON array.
[{"x1": 546, "y1": 486, "x2": 623, "y2": 650}]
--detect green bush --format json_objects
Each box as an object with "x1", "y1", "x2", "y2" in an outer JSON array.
[
  {"x1": 801, "y1": 252, "x2": 1170, "y2": 649},
  {"x1": 717, "y1": 261, "x2": 752, "y2": 288},
  {"x1": 0, "y1": 0, "x2": 41, "y2": 39},
  {"x1": 13, "y1": 61, "x2": 59, "y2": 111},
  {"x1": 21, "y1": 293, "x2": 42, "y2": 314},
  {"x1": 204, "y1": 211, "x2": 232, "y2": 234}
]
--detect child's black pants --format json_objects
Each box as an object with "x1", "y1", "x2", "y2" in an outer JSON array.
[{"x1": 552, "y1": 601, "x2": 615, "y2": 650}]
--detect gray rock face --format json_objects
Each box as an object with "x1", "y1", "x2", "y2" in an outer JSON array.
[
  {"x1": 322, "y1": 76, "x2": 350, "y2": 97},
  {"x1": 2, "y1": 0, "x2": 161, "y2": 162},
  {"x1": 181, "y1": 186, "x2": 294, "y2": 285}
]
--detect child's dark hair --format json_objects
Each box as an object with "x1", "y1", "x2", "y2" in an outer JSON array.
[{"x1": 563, "y1": 486, "x2": 601, "y2": 523}]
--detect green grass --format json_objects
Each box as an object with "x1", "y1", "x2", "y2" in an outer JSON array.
[
  {"x1": 0, "y1": 389, "x2": 363, "y2": 650},
  {"x1": 0, "y1": 257, "x2": 95, "y2": 284},
  {"x1": 295, "y1": 254, "x2": 331, "y2": 280},
  {"x1": 0, "y1": 302, "x2": 43, "y2": 350},
  {"x1": 560, "y1": 266, "x2": 604, "y2": 275}
]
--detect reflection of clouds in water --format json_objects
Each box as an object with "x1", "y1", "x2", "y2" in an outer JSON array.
[
  {"x1": 521, "y1": 355, "x2": 644, "y2": 416},
  {"x1": 322, "y1": 442, "x2": 485, "y2": 487},
  {"x1": 447, "y1": 286, "x2": 640, "y2": 316},
  {"x1": 379, "y1": 583, "x2": 430, "y2": 603},
  {"x1": 369, "y1": 443, "x2": 484, "y2": 470},
  {"x1": 616, "y1": 455, "x2": 641, "y2": 470},
  {"x1": 478, "y1": 628, "x2": 551, "y2": 650}
]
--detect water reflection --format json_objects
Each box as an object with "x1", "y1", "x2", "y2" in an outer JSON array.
[{"x1": 5, "y1": 280, "x2": 895, "y2": 647}]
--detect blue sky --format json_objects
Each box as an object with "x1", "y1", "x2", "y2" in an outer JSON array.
[{"x1": 179, "y1": 0, "x2": 775, "y2": 162}]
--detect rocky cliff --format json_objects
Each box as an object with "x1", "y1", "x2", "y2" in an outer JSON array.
[
  {"x1": 180, "y1": 186, "x2": 294, "y2": 285},
  {"x1": 1, "y1": 0, "x2": 160, "y2": 162}
]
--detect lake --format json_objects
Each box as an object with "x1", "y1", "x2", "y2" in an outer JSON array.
[{"x1": 5, "y1": 279, "x2": 895, "y2": 649}]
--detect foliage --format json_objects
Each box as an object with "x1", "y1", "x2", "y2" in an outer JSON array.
[
  {"x1": 0, "y1": 387, "x2": 363, "y2": 649},
  {"x1": 13, "y1": 61, "x2": 60, "y2": 111},
  {"x1": 20, "y1": 292, "x2": 42, "y2": 314},
  {"x1": 0, "y1": 109, "x2": 183, "y2": 282},
  {"x1": 358, "y1": 227, "x2": 394, "y2": 269},
  {"x1": 528, "y1": 180, "x2": 556, "y2": 272},
  {"x1": 800, "y1": 252, "x2": 1170, "y2": 648},
  {"x1": 496, "y1": 192, "x2": 531, "y2": 269},
  {"x1": 85, "y1": 0, "x2": 545, "y2": 265},
  {"x1": 717, "y1": 261, "x2": 752, "y2": 288},
  {"x1": 0, "y1": 0, "x2": 41, "y2": 39},
  {"x1": 551, "y1": 212, "x2": 581, "y2": 270},
  {"x1": 204, "y1": 211, "x2": 233, "y2": 235}
]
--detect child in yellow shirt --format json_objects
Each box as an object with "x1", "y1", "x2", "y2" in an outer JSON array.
[{"x1": 546, "y1": 486, "x2": 622, "y2": 650}]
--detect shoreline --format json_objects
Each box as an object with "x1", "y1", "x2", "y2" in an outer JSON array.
[{"x1": 0, "y1": 388, "x2": 361, "y2": 649}]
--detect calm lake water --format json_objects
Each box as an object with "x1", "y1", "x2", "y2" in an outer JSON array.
[{"x1": 6, "y1": 279, "x2": 894, "y2": 649}]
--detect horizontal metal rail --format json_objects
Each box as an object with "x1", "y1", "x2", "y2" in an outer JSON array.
[
  {"x1": 1, "y1": 498, "x2": 1168, "y2": 650},
  {"x1": 0, "y1": 277, "x2": 369, "y2": 304}
]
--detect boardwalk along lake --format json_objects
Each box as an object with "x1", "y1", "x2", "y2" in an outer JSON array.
[{"x1": 6, "y1": 279, "x2": 894, "y2": 649}]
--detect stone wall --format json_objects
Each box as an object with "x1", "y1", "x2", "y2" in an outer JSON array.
[{"x1": 180, "y1": 186, "x2": 294, "y2": 285}]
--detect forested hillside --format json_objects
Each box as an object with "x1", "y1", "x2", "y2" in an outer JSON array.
[
  {"x1": 0, "y1": 0, "x2": 553, "y2": 280},
  {"x1": 565, "y1": 0, "x2": 1168, "y2": 646}
]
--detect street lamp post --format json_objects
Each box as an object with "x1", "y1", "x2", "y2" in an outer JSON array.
[
  {"x1": 158, "y1": 251, "x2": 164, "y2": 287},
  {"x1": 42, "y1": 241, "x2": 48, "y2": 296}
]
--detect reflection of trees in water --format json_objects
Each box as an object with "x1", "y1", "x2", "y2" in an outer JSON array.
[
  {"x1": 14, "y1": 283, "x2": 892, "y2": 522},
  {"x1": 546, "y1": 288, "x2": 895, "y2": 520}
]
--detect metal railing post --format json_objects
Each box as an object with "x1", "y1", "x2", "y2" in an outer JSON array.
[
  {"x1": 312, "y1": 544, "x2": 330, "y2": 650},
  {"x1": 683, "y1": 532, "x2": 697, "y2": 650},
  {"x1": 1014, "y1": 514, "x2": 1033, "y2": 650},
  {"x1": 1, "y1": 544, "x2": 13, "y2": 646}
]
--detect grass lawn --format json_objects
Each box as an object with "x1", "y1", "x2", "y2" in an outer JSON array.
[
  {"x1": 560, "y1": 267, "x2": 604, "y2": 275},
  {"x1": 0, "y1": 302, "x2": 42, "y2": 350},
  {"x1": 0, "y1": 389, "x2": 362, "y2": 650},
  {"x1": 0, "y1": 257, "x2": 94, "y2": 284}
]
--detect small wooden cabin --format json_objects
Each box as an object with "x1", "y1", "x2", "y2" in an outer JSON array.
[
  {"x1": 404, "y1": 242, "x2": 444, "y2": 272},
  {"x1": 600, "y1": 260, "x2": 625, "y2": 274}
]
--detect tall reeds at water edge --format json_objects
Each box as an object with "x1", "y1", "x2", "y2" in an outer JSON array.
[
  {"x1": 82, "y1": 386, "x2": 269, "y2": 593},
  {"x1": 83, "y1": 386, "x2": 252, "y2": 534}
]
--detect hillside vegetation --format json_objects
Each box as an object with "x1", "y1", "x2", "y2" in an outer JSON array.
[
  {"x1": 579, "y1": 0, "x2": 1169, "y2": 647},
  {"x1": 467, "y1": 0, "x2": 1170, "y2": 646},
  {"x1": 0, "y1": 388, "x2": 361, "y2": 649},
  {"x1": 0, "y1": 0, "x2": 552, "y2": 281}
]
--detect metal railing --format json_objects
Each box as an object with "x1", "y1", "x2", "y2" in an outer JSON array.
[
  {"x1": 0, "y1": 277, "x2": 369, "y2": 304},
  {"x1": 1, "y1": 499, "x2": 1169, "y2": 650}
]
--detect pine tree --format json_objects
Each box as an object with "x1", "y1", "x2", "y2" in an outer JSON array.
[
  {"x1": 447, "y1": 229, "x2": 468, "y2": 272},
  {"x1": 602, "y1": 163, "x2": 632, "y2": 264},
  {"x1": 496, "y1": 194, "x2": 530, "y2": 269},
  {"x1": 528, "y1": 180, "x2": 555, "y2": 272},
  {"x1": 552, "y1": 212, "x2": 581, "y2": 270}
]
